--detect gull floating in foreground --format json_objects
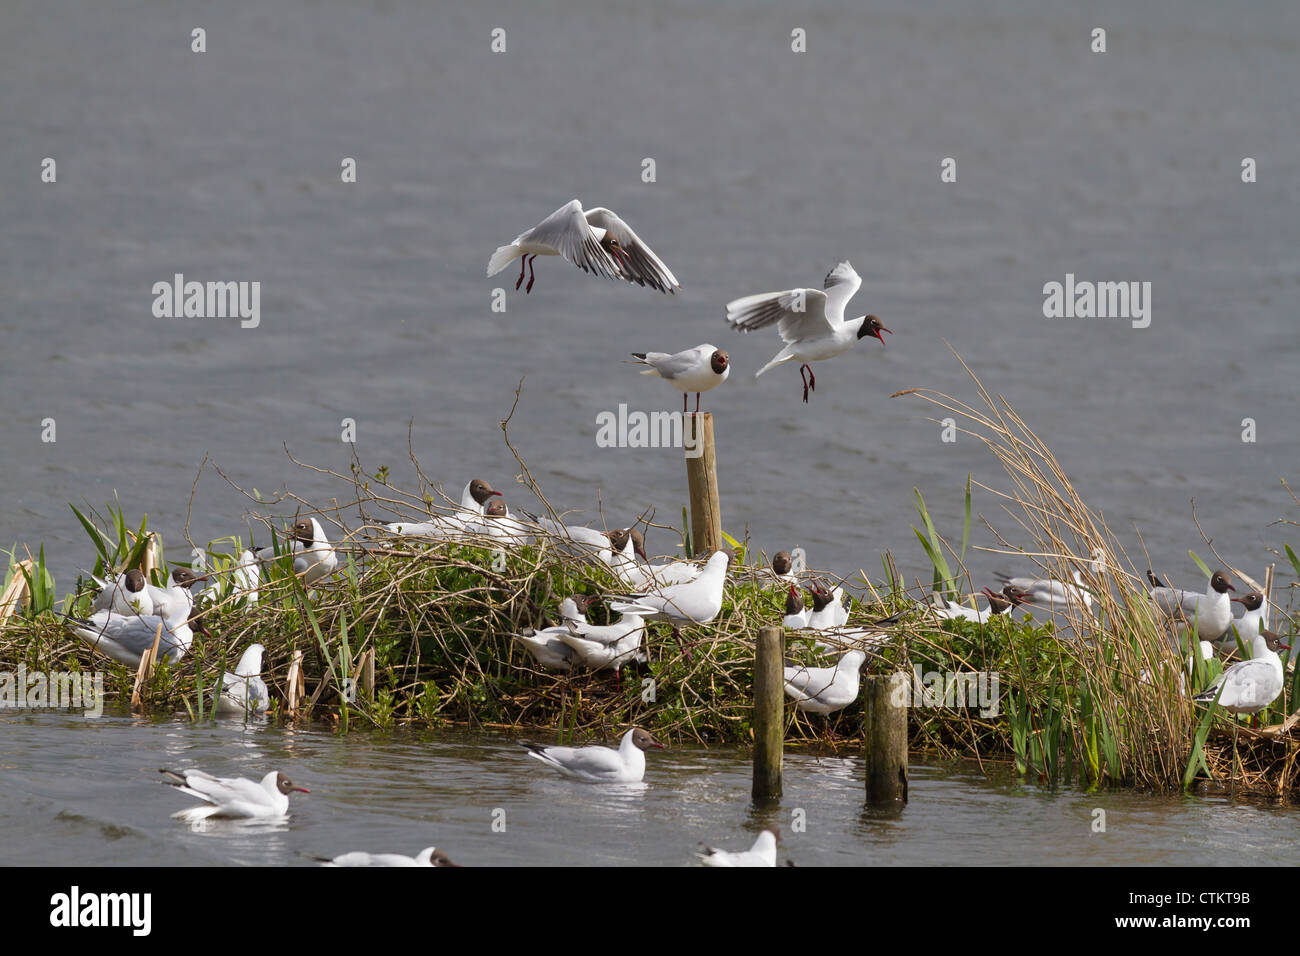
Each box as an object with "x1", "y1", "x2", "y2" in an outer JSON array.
[
  {"x1": 783, "y1": 650, "x2": 867, "y2": 714},
  {"x1": 256, "y1": 517, "x2": 339, "y2": 585},
  {"x1": 1148, "y1": 569, "x2": 1235, "y2": 641},
  {"x1": 726, "y1": 261, "x2": 888, "y2": 403},
  {"x1": 487, "y1": 199, "x2": 680, "y2": 294},
  {"x1": 630, "y1": 345, "x2": 730, "y2": 414},
  {"x1": 318, "y1": 846, "x2": 461, "y2": 867},
  {"x1": 518, "y1": 727, "x2": 666, "y2": 783},
  {"x1": 1192, "y1": 629, "x2": 1289, "y2": 716},
  {"x1": 160, "y1": 768, "x2": 309, "y2": 821},
  {"x1": 214, "y1": 643, "x2": 271, "y2": 716},
  {"x1": 697, "y1": 826, "x2": 781, "y2": 867}
]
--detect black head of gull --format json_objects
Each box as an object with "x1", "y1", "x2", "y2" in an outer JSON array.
[
  {"x1": 1210, "y1": 571, "x2": 1235, "y2": 595},
  {"x1": 856, "y1": 314, "x2": 892, "y2": 344}
]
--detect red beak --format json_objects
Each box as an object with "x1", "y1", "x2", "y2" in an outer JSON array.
[
  {"x1": 873, "y1": 326, "x2": 892, "y2": 345},
  {"x1": 292, "y1": 786, "x2": 311, "y2": 794}
]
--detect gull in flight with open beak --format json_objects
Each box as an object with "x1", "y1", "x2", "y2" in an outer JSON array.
[
  {"x1": 726, "y1": 261, "x2": 888, "y2": 403},
  {"x1": 630, "y1": 345, "x2": 730, "y2": 414},
  {"x1": 487, "y1": 199, "x2": 679, "y2": 294}
]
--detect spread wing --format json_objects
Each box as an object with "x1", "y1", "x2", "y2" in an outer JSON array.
[
  {"x1": 821, "y1": 261, "x2": 862, "y2": 320},
  {"x1": 726, "y1": 288, "x2": 835, "y2": 343},
  {"x1": 583, "y1": 207, "x2": 680, "y2": 293},
  {"x1": 522, "y1": 200, "x2": 622, "y2": 279}
]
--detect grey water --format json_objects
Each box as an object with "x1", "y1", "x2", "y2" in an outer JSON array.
[
  {"x1": 1, "y1": 713, "x2": 1294, "y2": 866},
  {"x1": 2, "y1": 0, "x2": 1299, "y2": 863}
]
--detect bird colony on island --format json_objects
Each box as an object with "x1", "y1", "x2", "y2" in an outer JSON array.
[{"x1": 42, "y1": 198, "x2": 1286, "y2": 866}]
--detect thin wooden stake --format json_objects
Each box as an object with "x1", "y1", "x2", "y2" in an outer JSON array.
[
  {"x1": 684, "y1": 412, "x2": 722, "y2": 558},
  {"x1": 285, "y1": 649, "x2": 305, "y2": 717},
  {"x1": 752, "y1": 624, "x2": 784, "y2": 803},
  {"x1": 130, "y1": 621, "x2": 165, "y2": 712},
  {"x1": 863, "y1": 674, "x2": 909, "y2": 804}
]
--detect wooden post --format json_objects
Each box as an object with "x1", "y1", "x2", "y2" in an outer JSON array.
[
  {"x1": 684, "y1": 412, "x2": 722, "y2": 558},
  {"x1": 863, "y1": 674, "x2": 908, "y2": 804},
  {"x1": 130, "y1": 621, "x2": 165, "y2": 712},
  {"x1": 752, "y1": 624, "x2": 784, "y2": 803},
  {"x1": 141, "y1": 533, "x2": 160, "y2": 581}
]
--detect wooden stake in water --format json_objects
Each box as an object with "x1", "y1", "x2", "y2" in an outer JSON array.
[
  {"x1": 863, "y1": 674, "x2": 908, "y2": 804},
  {"x1": 0, "y1": 560, "x2": 32, "y2": 631},
  {"x1": 752, "y1": 624, "x2": 784, "y2": 802},
  {"x1": 684, "y1": 413, "x2": 722, "y2": 558},
  {"x1": 285, "y1": 649, "x2": 305, "y2": 717}
]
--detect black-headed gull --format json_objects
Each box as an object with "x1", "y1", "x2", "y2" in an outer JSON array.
[
  {"x1": 1213, "y1": 591, "x2": 1267, "y2": 651},
  {"x1": 726, "y1": 261, "x2": 889, "y2": 403},
  {"x1": 927, "y1": 587, "x2": 1016, "y2": 623},
  {"x1": 145, "y1": 567, "x2": 202, "y2": 621},
  {"x1": 559, "y1": 605, "x2": 647, "y2": 672},
  {"x1": 319, "y1": 847, "x2": 460, "y2": 867},
  {"x1": 195, "y1": 550, "x2": 260, "y2": 607},
  {"x1": 1001, "y1": 549, "x2": 1105, "y2": 616},
  {"x1": 1192, "y1": 629, "x2": 1289, "y2": 716},
  {"x1": 607, "y1": 529, "x2": 700, "y2": 589},
  {"x1": 487, "y1": 199, "x2": 679, "y2": 294},
  {"x1": 630, "y1": 345, "x2": 730, "y2": 414},
  {"x1": 1149, "y1": 569, "x2": 1235, "y2": 641},
  {"x1": 90, "y1": 568, "x2": 152, "y2": 616},
  {"x1": 257, "y1": 517, "x2": 339, "y2": 585},
  {"x1": 66, "y1": 604, "x2": 201, "y2": 667},
  {"x1": 512, "y1": 595, "x2": 599, "y2": 673},
  {"x1": 783, "y1": 650, "x2": 867, "y2": 714},
  {"x1": 609, "y1": 550, "x2": 730, "y2": 634},
  {"x1": 782, "y1": 585, "x2": 810, "y2": 630},
  {"x1": 160, "y1": 768, "x2": 309, "y2": 821},
  {"x1": 518, "y1": 727, "x2": 666, "y2": 783},
  {"x1": 215, "y1": 643, "x2": 271, "y2": 716},
  {"x1": 697, "y1": 826, "x2": 780, "y2": 867},
  {"x1": 806, "y1": 581, "x2": 849, "y2": 631}
]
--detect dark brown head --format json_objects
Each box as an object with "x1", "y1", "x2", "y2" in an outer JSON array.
[
  {"x1": 809, "y1": 583, "x2": 835, "y2": 613},
  {"x1": 1000, "y1": 584, "x2": 1030, "y2": 606},
  {"x1": 1233, "y1": 591, "x2": 1264, "y2": 612},
  {"x1": 275, "y1": 772, "x2": 310, "y2": 795},
  {"x1": 982, "y1": 587, "x2": 1013, "y2": 614},
  {"x1": 572, "y1": 593, "x2": 599, "y2": 614},
  {"x1": 784, "y1": 584, "x2": 803, "y2": 616},
  {"x1": 290, "y1": 518, "x2": 315, "y2": 546},
  {"x1": 631, "y1": 728, "x2": 666, "y2": 751},
  {"x1": 429, "y1": 849, "x2": 460, "y2": 867},
  {"x1": 1210, "y1": 571, "x2": 1235, "y2": 595},
  {"x1": 171, "y1": 567, "x2": 203, "y2": 589},
  {"x1": 608, "y1": 528, "x2": 648, "y2": 560},
  {"x1": 484, "y1": 498, "x2": 507, "y2": 517},
  {"x1": 710, "y1": 350, "x2": 729, "y2": 375},
  {"x1": 123, "y1": 568, "x2": 147, "y2": 593},
  {"x1": 772, "y1": 551, "x2": 792, "y2": 576},
  {"x1": 856, "y1": 315, "x2": 891, "y2": 345},
  {"x1": 468, "y1": 479, "x2": 502, "y2": 506},
  {"x1": 1262, "y1": 629, "x2": 1291, "y2": 653}
]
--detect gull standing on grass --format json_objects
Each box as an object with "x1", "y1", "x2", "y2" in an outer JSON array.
[
  {"x1": 1148, "y1": 569, "x2": 1236, "y2": 641},
  {"x1": 726, "y1": 261, "x2": 889, "y2": 403},
  {"x1": 214, "y1": 643, "x2": 271, "y2": 716},
  {"x1": 697, "y1": 826, "x2": 781, "y2": 867},
  {"x1": 518, "y1": 727, "x2": 666, "y2": 783},
  {"x1": 256, "y1": 517, "x2": 339, "y2": 585},
  {"x1": 1192, "y1": 629, "x2": 1289, "y2": 716},
  {"x1": 630, "y1": 345, "x2": 730, "y2": 414},
  {"x1": 65, "y1": 604, "x2": 204, "y2": 668},
  {"x1": 160, "y1": 768, "x2": 309, "y2": 821},
  {"x1": 783, "y1": 650, "x2": 867, "y2": 715},
  {"x1": 487, "y1": 199, "x2": 680, "y2": 294}
]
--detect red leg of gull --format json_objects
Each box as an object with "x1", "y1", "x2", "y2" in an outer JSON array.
[
  {"x1": 515, "y1": 256, "x2": 527, "y2": 291},
  {"x1": 525, "y1": 255, "x2": 537, "y2": 294},
  {"x1": 807, "y1": 366, "x2": 816, "y2": 392},
  {"x1": 695, "y1": 392, "x2": 701, "y2": 414},
  {"x1": 799, "y1": 365, "x2": 811, "y2": 403},
  {"x1": 674, "y1": 626, "x2": 695, "y2": 663},
  {"x1": 682, "y1": 392, "x2": 688, "y2": 415}
]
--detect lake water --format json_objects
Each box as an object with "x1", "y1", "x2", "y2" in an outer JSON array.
[{"x1": 2, "y1": 713, "x2": 1293, "y2": 866}]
